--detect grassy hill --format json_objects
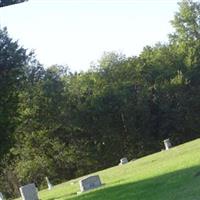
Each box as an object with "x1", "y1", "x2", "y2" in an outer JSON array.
[{"x1": 17, "y1": 139, "x2": 200, "y2": 200}]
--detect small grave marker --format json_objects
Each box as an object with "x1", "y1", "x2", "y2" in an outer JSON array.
[
  {"x1": 0, "y1": 192, "x2": 4, "y2": 200},
  {"x1": 19, "y1": 183, "x2": 39, "y2": 200},
  {"x1": 164, "y1": 139, "x2": 172, "y2": 150},
  {"x1": 120, "y1": 157, "x2": 128, "y2": 165},
  {"x1": 79, "y1": 175, "x2": 102, "y2": 193},
  {"x1": 45, "y1": 177, "x2": 53, "y2": 190}
]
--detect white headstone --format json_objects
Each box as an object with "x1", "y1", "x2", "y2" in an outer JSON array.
[
  {"x1": 0, "y1": 192, "x2": 3, "y2": 200},
  {"x1": 19, "y1": 183, "x2": 39, "y2": 200},
  {"x1": 45, "y1": 177, "x2": 53, "y2": 190},
  {"x1": 164, "y1": 139, "x2": 172, "y2": 150},
  {"x1": 79, "y1": 175, "x2": 102, "y2": 192},
  {"x1": 120, "y1": 157, "x2": 128, "y2": 165}
]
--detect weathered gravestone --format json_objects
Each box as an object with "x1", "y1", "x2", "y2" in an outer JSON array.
[
  {"x1": 120, "y1": 157, "x2": 128, "y2": 165},
  {"x1": 19, "y1": 183, "x2": 39, "y2": 200},
  {"x1": 45, "y1": 177, "x2": 53, "y2": 190},
  {"x1": 0, "y1": 192, "x2": 4, "y2": 200},
  {"x1": 164, "y1": 139, "x2": 172, "y2": 150},
  {"x1": 79, "y1": 175, "x2": 102, "y2": 192}
]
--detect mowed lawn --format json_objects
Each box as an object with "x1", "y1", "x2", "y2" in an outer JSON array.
[{"x1": 16, "y1": 139, "x2": 200, "y2": 200}]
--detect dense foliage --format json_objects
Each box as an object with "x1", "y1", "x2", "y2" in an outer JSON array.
[{"x1": 0, "y1": 0, "x2": 200, "y2": 198}]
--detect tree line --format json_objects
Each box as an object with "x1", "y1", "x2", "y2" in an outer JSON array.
[{"x1": 0, "y1": 0, "x2": 200, "y2": 198}]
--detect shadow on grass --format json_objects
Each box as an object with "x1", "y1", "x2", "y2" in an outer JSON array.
[
  {"x1": 48, "y1": 166, "x2": 200, "y2": 200},
  {"x1": 46, "y1": 193, "x2": 77, "y2": 200}
]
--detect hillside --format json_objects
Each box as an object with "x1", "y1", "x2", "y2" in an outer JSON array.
[
  {"x1": 1, "y1": 1, "x2": 200, "y2": 198},
  {"x1": 16, "y1": 138, "x2": 200, "y2": 200}
]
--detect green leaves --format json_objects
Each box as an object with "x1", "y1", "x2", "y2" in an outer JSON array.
[
  {"x1": 170, "y1": 0, "x2": 200, "y2": 66},
  {"x1": 0, "y1": 28, "x2": 29, "y2": 155}
]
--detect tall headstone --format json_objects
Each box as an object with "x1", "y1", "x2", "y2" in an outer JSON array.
[
  {"x1": 45, "y1": 177, "x2": 53, "y2": 190},
  {"x1": 164, "y1": 139, "x2": 172, "y2": 150},
  {"x1": 0, "y1": 192, "x2": 4, "y2": 200},
  {"x1": 120, "y1": 157, "x2": 128, "y2": 165},
  {"x1": 79, "y1": 175, "x2": 102, "y2": 192},
  {"x1": 19, "y1": 183, "x2": 39, "y2": 200}
]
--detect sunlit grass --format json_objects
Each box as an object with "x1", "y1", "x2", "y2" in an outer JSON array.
[{"x1": 16, "y1": 139, "x2": 200, "y2": 200}]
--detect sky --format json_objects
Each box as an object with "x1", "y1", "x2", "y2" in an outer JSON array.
[{"x1": 0, "y1": 0, "x2": 180, "y2": 71}]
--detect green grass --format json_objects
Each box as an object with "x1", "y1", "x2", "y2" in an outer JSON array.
[{"x1": 16, "y1": 139, "x2": 200, "y2": 200}]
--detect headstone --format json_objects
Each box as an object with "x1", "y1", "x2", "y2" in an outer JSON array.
[
  {"x1": 164, "y1": 139, "x2": 172, "y2": 150},
  {"x1": 0, "y1": 192, "x2": 3, "y2": 200},
  {"x1": 79, "y1": 175, "x2": 102, "y2": 192},
  {"x1": 45, "y1": 177, "x2": 53, "y2": 190},
  {"x1": 120, "y1": 157, "x2": 128, "y2": 165},
  {"x1": 19, "y1": 183, "x2": 39, "y2": 200}
]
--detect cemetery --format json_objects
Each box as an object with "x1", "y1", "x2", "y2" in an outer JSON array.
[
  {"x1": 0, "y1": 1, "x2": 200, "y2": 200},
  {"x1": 7, "y1": 138, "x2": 200, "y2": 200}
]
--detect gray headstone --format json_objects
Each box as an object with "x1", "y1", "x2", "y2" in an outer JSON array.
[
  {"x1": 45, "y1": 177, "x2": 53, "y2": 190},
  {"x1": 120, "y1": 157, "x2": 128, "y2": 165},
  {"x1": 164, "y1": 139, "x2": 172, "y2": 150},
  {"x1": 79, "y1": 175, "x2": 102, "y2": 192},
  {"x1": 0, "y1": 192, "x2": 3, "y2": 200},
  {"x1": 19, "y1": 183, "x2": 39, "y2": 200}
]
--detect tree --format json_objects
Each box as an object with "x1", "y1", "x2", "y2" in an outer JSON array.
[
  {"x1": 170, "y1": 0, "x2": 200, "y2": 66},
  {"x1": 0, "y1": 28, "x2": 29, "y2": 155},
  {"x1": 0, "y1": 27, "x2": 44, "y2": 198}
]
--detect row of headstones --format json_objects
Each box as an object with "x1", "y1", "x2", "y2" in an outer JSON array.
[
  {"x1": 79, "y1": 150, "x2": 143, "y2": 192},
  {"x1": 119, "y1": 139, "x2": 173, "y2": 166},
  {"x1": 0, "y1": 139, "x2": 172, "y2": 199},
  {"x1": 0, "y1": 175, "x2": 103, "y2": 200},
  {"x1": 0, "y1": 173, "x2": 103, "y2": 199},
  {"x1": 0, "y1": 175, "x2": 102, "y2": 200},
  {"x1": 0, "y1": 176, "x2": 102, "y2": 200},
  {"x1": 72, "y1": 138, "x2": 173, "y2": 194}
]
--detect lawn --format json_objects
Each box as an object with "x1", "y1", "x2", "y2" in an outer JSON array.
[{"x1": 16, "y1": 139, "x2": 200, "y2": 200}]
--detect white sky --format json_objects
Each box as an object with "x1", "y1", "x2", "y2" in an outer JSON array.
[{"x1": 0, "y1": 0, "x2": 180, "y2": 71}]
